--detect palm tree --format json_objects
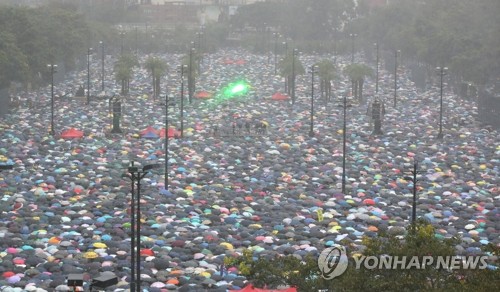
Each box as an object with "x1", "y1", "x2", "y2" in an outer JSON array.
[
  {"x1": 278, "y1": 53, "x2": 305, "y2": 99},
  {"x1": 144, "y1": 57, "x2": 167, "y2": 100},
  {"x1": 343, "y1": 63, "x2": 373, "y2": 103},
  {"x1": 182, "y1": 51, "x2": 200, "y2": 103},
  {"x1": 114, "y1": 54, "x2": 138, "y2": 95},
  {"x1": 316, "y1": 59, "x2": 337, "y2": 102}
]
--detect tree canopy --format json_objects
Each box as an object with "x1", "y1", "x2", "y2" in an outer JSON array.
[
  {"x1": 353, "y1": 0, "x2": 499, "y2": 84},
  {"x1": 223, "y1": 220, "x2": 499, "y2": 291},
  {"x1": 0, "y1": 5, "x2": 91, "y2": 88}
]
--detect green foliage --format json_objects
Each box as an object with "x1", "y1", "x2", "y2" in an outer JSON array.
[
  {"x1": 278, "y1": 53, "x2": 305, "y2": 79},
  {"x1": 0, "y1": 5, "x2": 90, "y2": 88},
  {"x1": 144, "y1": 57, "x2": 167, "y2": 79},
  {"x1": 316, "y1": 59, "x2": 337, "y2": 82},
  {"x1": 355, "y1": 0, "x2": 499, "y2": 84},
  {"x1": 315, "y1": 59, "x2": 337, "y2": 101},
  {"x1": 225, "y1": 221, "x2": 498, "y2": 291},
  {"x1": 144, "y1": 56, "x2": 167, "y2": 98},
  {"x1": 231, "y1": 0, "x2": 356, "y2": 41},
  {"x1": 343, "y1": 63, "x2": 372, "y2": 102},
  {"x1": 343, "y1": 63, "x2": 373, "y2": 82},
  {"x1": 114, "y1": 54, "x2": 138, "y2": 95},
  {"x1": 0, "y1": 31, "x2": 29, "y2": 88}
]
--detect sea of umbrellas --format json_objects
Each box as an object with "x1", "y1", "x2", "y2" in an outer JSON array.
[{"x1": 0, "y1": 48, "x2": 498, "y2": 291}]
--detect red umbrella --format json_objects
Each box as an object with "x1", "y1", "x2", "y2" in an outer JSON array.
[
  {"x1": 271, "y1": 92, "x2": 289, "y2": 101},
  {"x1": 140, "y1": 126, "x2": 159, "y2": 136},
  {"x1": 159, "y1": 128, "x2": 180, "y2": 138},
  {"x1": 140, "y1": 248, "x2": 154, "y2": 256},
  {"x1": 194, "y1": 122, "x2": 204, "y2": 131},
  {"x1": 60, "y1": 128, "x2": 84, "y2": 139},
  {"x1": 2, "y1": 271, "x2": 15, "y2": 278},
  {"x1": 195, "y1": 91, "x2": 213, "y2": 99}
]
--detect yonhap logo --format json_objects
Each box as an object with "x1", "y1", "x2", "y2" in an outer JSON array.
[
  {"x1": 317, "y1": 245, "x2": 490, "y2": 280},
  {"x1": 317, "y1": 245, "x2": 348, "y2": 279}
]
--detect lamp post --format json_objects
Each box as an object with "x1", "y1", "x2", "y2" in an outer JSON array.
[
  {"x1": 125, "y1": 162, "x2": 160, "y2": 292},
  {"x1": 100, "y1": 41, "x2": 105, "y2": 93},
  {"x1": 124, "y1": 165, "x2": 136, "y2": 292},
  {"x1": 273, "y1": 33, "x2": 279, "y2": 75},
  {"x1": 342, "y1": 93, "x2": 348, "y2": 194},
  {"x1": 292, "y1": 48, "x2": 298, "y2": 104},
  {"x1": 374, "y1": 42, "x2": 379, "y2": 94},
  {"x1": 179, "y1": 65, "x2": 187, "y2": 138},
  {"x1": 404, "y1": 161, "x2": 422, "y2": 225},
  {"x1": 283, "y1": 41, "x2": 288, "y2": 57},
  {"x1": 150, "y1": 34, "x2": 155, "y2": 54},
  {"x1": 135, "y1": 26, "x2": 138, "y2": 56},
  {"x1": 164, "y1": 94, "x2": 169, "y2": 189},
  {"x1": 309, "y1": 65, "x2": 318, "y2": 137},
  {"x1": 188, "y1": 43, "x2": 195, "y2": 104},
  {"x1": 350, "y1": 33, "x2": 357, "y2": 64},
  {"x1": 87, "y1": 48, "x2": 93, "y2": 105},
  {"x1": 120, "y1": 31, "x2": 126, "y2": 55},
  {"x1": 47, "y1": 64, "x2": 57, "y2": 135},
  {"x1": 196, "y1": 30, "x2": 203, "y2": 72},
  {"x1": 164, "y1": 93, "x2": 176, "y2": 189},
  {"x1": 393, "y1": 50, "x2": 400, "y2": 108},
  {"x1": 436, "y1": 66, "x2": 448, "y2": 139}
]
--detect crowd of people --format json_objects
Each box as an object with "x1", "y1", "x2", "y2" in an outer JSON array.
[{"x1": 0, "y1": 48, "x2": 498, "y2": 291}]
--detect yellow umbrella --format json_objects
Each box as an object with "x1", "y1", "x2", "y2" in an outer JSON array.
[
  {"x1": 219, "y1": 242, "x2": 234, "y2": 250},
  {"x1": 83, "y1": 251, "x2": 99, "y2": 259},
  {"x1": 249, "y1": 224, "x2": 262, "y2": 229},
  {"x1": 93, "y1": 242, "x2": 107, "y2": 249}
]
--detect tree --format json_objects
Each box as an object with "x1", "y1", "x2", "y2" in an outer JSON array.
[
  {"x1": 182, "y1": 51, "x2": 200, "y2": 103},
  {"x1": 144, "y1": 57, "x2": 167, "y2": 100},
  {"x1": 0, "y1": 31, "x2": 29, "y2": 90},
  {"x1": 0, "y1": 5, "x2": 91, "y2": 89},
  {"x1": 224, "y1": 220, "x2": 499, "y2": 291},
  {"x1": 316, "y1": 59, "x2": 337, "y2": 102},
  {"x1": 278, "y1": 52, "x2": 305, "y2": 99},
  {"x1": 114, "y1": 54, "x2": 138, "y2": 95},
  {"x1": 343, "y1": 63, "x2": 372, "y2": 103},
  {"x1": 356, "y1": 0, "x2": 499, "y2": 85}
]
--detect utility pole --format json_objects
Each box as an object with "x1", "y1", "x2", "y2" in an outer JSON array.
[{"x1": 404, "y1": 161, "x2": 422, "y2": 225}]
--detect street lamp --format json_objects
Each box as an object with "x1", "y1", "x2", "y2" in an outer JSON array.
[
  {"x1": 135, "y1": 26, "x2": 138, "y2": 56},
  {"x1": 404, "y1": 161, "x2": 422, "y2": 225},
  {"x1": 436, "y1": 66, "x2": 448, "y2": 139},
  {"x1": 124, "y1": 162, "x2": 160, "y2": 292},
  {"x1": 196, "y1": 31, "x2": 203, "y2": 72},
  {"x1": 374, "y1": 42, "x2": 379, "y2": 94},
  {"x1": 188, "y1": 43, "x2": 195, "y2": 104},
  {"x1": 292, "y1": 48, "x2": 298, "y2": 104},
  {"x1": 87, "y1": 48, "x2": 93, "y2": 105},
  {"x1": 150, "y1": 34, "x2": 155, "y2": 54},
  {"x1": 309, "y1": 65, "x2": 318, "y2": 137},
  {"x1": 164, "y1": 93, "x2": 176, "y2": 189},
  {"x1": 394, "y1": 49, "x2": 400, "y2": 108},
  {"x1": 350, "y1": 33, "x2": 357, "y2": 64},
  {"x1": 47, "y1": 64, "x2": 57, "y2": 135},
  {"x1": 273, "y1": 33, "x2": 279, "y2": 75},
  {"x1": 100, "y1": 41, "x2": 105, "y2": 93},
  {"x1": 179, "y1": 65, "x2": 187, "y2": 138},
  {"x1": 119, "y1": 31, "x2": 126, "y2": 55},
  {"x1": 342, "y1": 93, "x2": 348, "y2": 194}
]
